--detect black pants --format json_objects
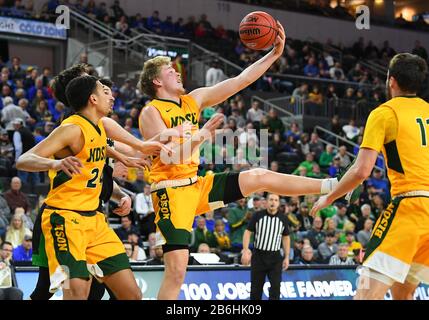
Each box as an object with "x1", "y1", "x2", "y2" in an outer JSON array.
[{"x1": 250, "y1": 250, "x2": 283, "y2": 300}]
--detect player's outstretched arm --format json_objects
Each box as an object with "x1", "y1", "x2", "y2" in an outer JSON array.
[
  {"x1": 16, "y1": 124, "x2": 83, "y2": 176},
  {"x1": 310, "y1": 148, "x2": 378, "y2": 216},
  {"x1": 102, "y1": 117, "x2": 172, "y2": 157},
  {"x1": 189, "y1": 22, "x2": 286, "y2": 110}
]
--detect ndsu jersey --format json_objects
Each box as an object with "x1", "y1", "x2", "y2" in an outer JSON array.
[
  {"x1": 145, "y1": 95, "x2": 200, "y2": 182},
  {"x1": 45, "y1": 114, "x2": 107, "y2": 211},
  {"x1": 361, "y1": 96, "x2": 429, "y2": 196}
]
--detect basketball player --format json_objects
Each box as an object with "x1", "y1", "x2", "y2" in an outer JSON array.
[
  {"x1": 17, "y1": 75, "x2": 141, "y2": 299},
  {"x1": 311, "y1": 53, "x2": 429, "y2": 300},
  {"x1": 139, "y1": 22, "x2": 347, "y2": 299}
]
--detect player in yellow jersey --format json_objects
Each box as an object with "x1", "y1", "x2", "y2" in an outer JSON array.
[
  {"x1": 311, "y1": 53, "x2": 429, "y2": 300},
  {"x1": 17, "y1": 75, "x2": 141, "y2": 300},
  {"x1": 139, "y1": 22, "x2": 346, "y2": 299}
]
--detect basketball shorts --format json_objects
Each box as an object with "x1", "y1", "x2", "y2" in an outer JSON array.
[
  {"x1": 363, "y1": 196, "x2": 429, "y2": 284},
  {"x1": 151, "y1": 172, "x2": 243, "y2": 248},
  {"x1": 37, "y1": 205, "x2": 130, "y2": 293}
]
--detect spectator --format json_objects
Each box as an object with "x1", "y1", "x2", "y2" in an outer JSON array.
[
  {"x1": 203, "y1": 211, "x2": 216, "y2": 233},
  {"x1": 114, "y1": 215, "x2": 140, "y2": 241},
  {"x1": 293, "y1": 152, "x2": 316, "y2": 175},
  {"x1": 12, "y1": 118, "x2": 39, "y2": 185},
  {"x1": 9, "y1": 57, "x2": 25, "y2": 81},
  {"x1": 1, "y1": 97, "x2": 26, "y2": 132},
  {"x1": 412, "y1": 40, "x2": 428, "y2": 61},
  {"x1": 337, "y1": 145, "x2": 351, "y2": 168},
  {"x1": 328, "y1": 155, "x2": 341, "y2": 177},
  {"x1": 110, "y1": 0, "x2": 125, "y2": 20},
  {"x1": 0, "y1": 241, "x2": 24, "y2": 300},
  {"x1": 303, "y1": 57, "x2": 319, "y2": 77},
  {"x1": 317, "y1": 231, "x2": 338, "y2": 263},
  {"x1": 292, "y1": 83, "x2": 309, "y2": 103},
  {"x1": 296, "y1": 202, "x2": 313, "y2": 232},
  {"x1": 295, "y1": 245, "x2": 317, "y2": 265},
  {"x1": 332, "y1": 202, "x2": 350, "y2": 231},
  {"x1": 296, "y1": 133, "x2": 310, "y2": 157},
  {"x1": 356, "y1": 219, "x2": 373, "y2": 248},
  {"x1": 5, "y1": 212, "x2": 32, "y2": 248},
  {"x1": 127, "y1": 231, "x2": 147, "y2": 261},
  {"x1": 329, "y1": 62, "x2": 346, "y2": 80},
  {"x1": 12, "y1": 234, "x2": 32, "y2": 262},
  {"x1": 343, "y1": 230, "x2": 363, "y2": 258},
  {"x1": 3, "y1": 177, "x2": 30, "y2": 213},
  {"x1": 205, "y1": 60, "x2": 225, "y2": 87},
  {"x1": 0, "y1": 193, "x2": 11, "y2": 238},
  {"x1": 367, "y1": 169, "x2": 389, "y2": 197},
  {"x1": 190, "y1": 216, "x2": 216, "y2": 252},
  {"x1": 306, "y1": 216, "x2": 325, "y2": 249},
  {"x1": 329, "y1": 244, "x2": 354, "y2": 265},
  {"x1": 212, "y1": 219, "x2": 231, "y2": 251},
  {"x1": 134, "y1": 183, "x2": 155, "y2": 240},
  {"x1": 267, "y1": 109, "x2": 285, "y2": 135},
  {"x1": 161, "y1": 16, "x2": 174, "y2": 35},
  {"x1": 228, "y1": 198, "x2": 250, "y2": 251},
  {"x1": 146, "y1": 245, "x2": 164, "y2": 265},
  {"x1": 40, "y1": 67, "x2": 52, "y2": 88},
  {"x1": 12, "y1": 207, "x2": 32, "y2": 233},
  {"x1": 347, "y1": 63, "x2": 364, "y2": 82},
  {"x1": 309, "y1": 132, "x2": 324, "y2": 159},
  {"x1": 146, "y1": 10, "x2": 162, "y2": 33},
  {"x1": 319, "y1": 144, "x2": 335, "y2": 170},
  {"x1": 356, "y1": 203, "x2": 373, "y2": 231},
  {"x1": 342, "y1": 119, "x2": 360, "y2": 141},
  {"x1": 115, "y1": 15, "x2": 130, "y2": 36},
  {"x1": 246, "y1": 101, "x2": 264, "y2": 125}
]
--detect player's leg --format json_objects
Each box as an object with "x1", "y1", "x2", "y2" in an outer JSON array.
[
  {"x1": 391, "y1": 280, "x2": 419, "y2": 300},
  {"x1": 86, "y1": 212, "x2": 141, "y2": 300},
  {"x1": 42, "y1": 208, "x2": 92, "y2": 300},
  {"x1": 238, "y1": 168, "x2": 336, "y2": 197},
  {"x1": 101, "y1": 269, "x2": 141, "y2": 300},
  {"x1": 157, "y1": 247, "x2": 189, "y2": 300},
  {"x1": 354, "y1": 268, "x2": 394, "y2": 300},
  {"x1": 152, "y1": 186, "x2": 200, "y2": 300}
]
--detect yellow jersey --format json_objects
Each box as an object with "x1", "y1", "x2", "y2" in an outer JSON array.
[
  {"x1": 143, "y1": 95, "x2": 200, "y2": 183},
  {"x1": 45, "y1": 114, "x2": 107, "y2": 211},
  {"x1": 361, "y1": 96, "x2": 429, "y2": 196}
]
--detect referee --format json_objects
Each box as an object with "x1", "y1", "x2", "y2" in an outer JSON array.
[{"x1": 241, "y1": 193, "x2": 290, "y2": 300}]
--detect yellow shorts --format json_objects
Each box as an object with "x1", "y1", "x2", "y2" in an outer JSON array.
[
  {"x1": 363, "y1": 196, "x2": 429, "y2": 284},
  {"x1": 41, "y1": 206, "x2": 130, "y2": 292},
  {"x1": 151, "y1": 172, "x2": 241, "y2": 247}
]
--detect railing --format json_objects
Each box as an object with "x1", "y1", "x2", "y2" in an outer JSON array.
[{"x1": 314, "y1": 125, "x2": 385, "y2": 173}]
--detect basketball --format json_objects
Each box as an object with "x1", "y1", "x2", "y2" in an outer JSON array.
[{"x1": 239, "y1": 11, "x2": 279, "y2": 50}]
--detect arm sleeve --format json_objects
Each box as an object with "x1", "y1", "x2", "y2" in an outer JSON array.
[
  {"x1": 360, "y1": 106, "x2": 396, "y2": 152},
  {"x1": 246, "y1": 213, "x2": 257, "y2": 232},
  {"x1": 282, "y1": 219, "x2": 290, "y2": 236}
]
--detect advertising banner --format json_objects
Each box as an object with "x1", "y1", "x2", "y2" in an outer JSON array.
[
  {"x1": 0, "y1": 16, "x2": 67, "y2": 40},
  {"x1": 15, "y1": 267, "x2": 429, "y2": 300}
]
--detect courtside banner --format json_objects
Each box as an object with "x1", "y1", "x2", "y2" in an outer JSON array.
[
  {"x1": 0, "y1": 16, "x2": 67, "y2": 40},
  {"x1": 15, "y1": 265, "x2": 429, "y2": 300}
]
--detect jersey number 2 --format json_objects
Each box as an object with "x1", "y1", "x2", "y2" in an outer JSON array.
[
  {"x1": 87, "y1": 168, "x2": 100, "y2": 188},
  {"x1": 416, "y1": 118, "x2": 429, "y2": 146}
]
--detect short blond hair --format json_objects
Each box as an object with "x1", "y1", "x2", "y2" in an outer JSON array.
[{"x1": 138, "y1": 56, "x2": 171, "y2": 99}]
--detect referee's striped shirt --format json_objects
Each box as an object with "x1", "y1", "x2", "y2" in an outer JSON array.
[{"x1": 247, "y1": 210, "x2": 289, "y2": 251}]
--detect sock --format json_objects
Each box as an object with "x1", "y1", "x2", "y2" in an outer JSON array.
[{"x1": 320, "y1": 178, "x2": 338, "y2": 194}]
